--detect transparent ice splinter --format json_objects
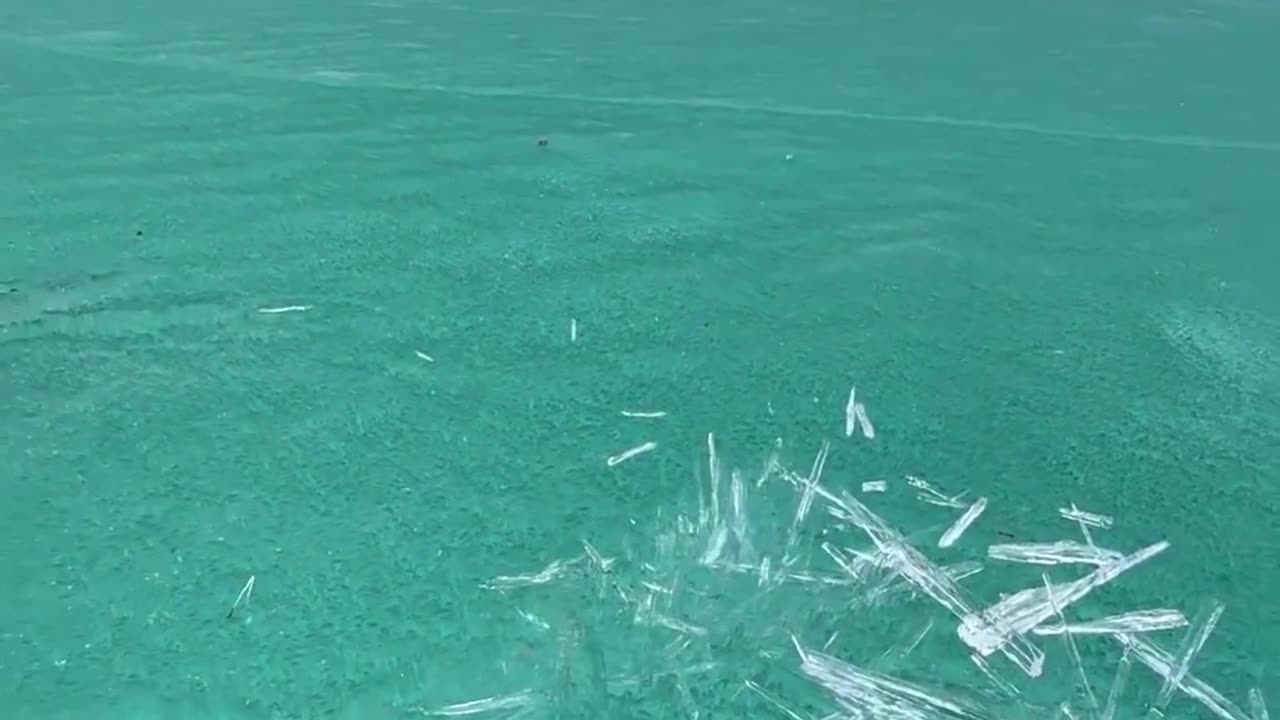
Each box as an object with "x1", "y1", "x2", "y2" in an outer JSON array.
[
  {"x1": 1117, "y1": 633, "x2": 1251, "y2": 720},
  {"x1": 987, "y1": 540, "x2": 1122, "y2": 567},
  {"x1": 1250, "y1": 689, "x2": 1270, "y2": 720},
  {"x1": 1058, "y1": 505, "x2": 1113, "y2": 529},
  {"x1": 1145, "y1": 601, "x2": 1225, "y2": 720},
  {"x1": 1033, "y1": 609, "x2": 1188, "y2": 637},
  {"x1": 938, "y1": 497, "x2": 988, "y2": 549},
  {"x1": 607, "y1": 441, "x2": 658, "y2": 467},
  {"x1": 796, "y1": 640, "x2": 988, "y2": 720},
  {"x1": 820, "y1": 487, "x2": 1046, "y2": 677},
  {"x1": 958, "y1": 541, "x2": 1168, "y2": 666}
]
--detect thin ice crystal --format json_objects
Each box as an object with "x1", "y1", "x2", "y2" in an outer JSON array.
[
  {"x1": 988, "y1": 540, "x2": 1122, "y2": 567},
  {"x1": 1117, "y1": 633, "x2": 1250, "y2": 720},
  {"x1": 707, "y1": 433, "x2": 722, "y2": 527},
  {"x1": 938, "y1": 497, "x2": 988, "y2": 548},
  {"x1": 1101, "y1": 648, "x2": 1133, "y2": 720},
  {"x1": 866, "y1": 561, "x2": 984, "y2": 606},
  {"x1": 970, "y1": 652, "x2": 1021, "y2": 698},
  {"x1": 899, "y1": 621, "x2": 933, "y2": 659},
  {"x1": 581, "y1": 541, "x2": 615, "y2": 572},
  {"x1": 862, "y1": 480, "x2": 888, "y2": 493},
  {"x1": 427, "y1": 689, "x2": 538, "y2": 716},
  {"x1": 1249, "y1": 689, "x2": 1270, "y2": 720},
  {"x1": 819, "y1": 486, "x2": 1046, "y2": 677},
  {"x1": 1145, "y1": 601, "x2": 1225, "y2": 720},
  {"x1": 853, "y1": 402, "x2": 875, "y2": 439},
  {"x1": 844, "y1": 386, "x2": 858, "y2": 437},
  {"x1": 1032, "y1": 609, "x2": 1188, "y2": 637},
  {"x1": 757, "y1": 442, "x2": 783, "y2": 488},
  {"x1": 796, "y1": 643, "x2": 987, "y2": 720},
  {"x1": 729, "y1": 469, "x2": 756, "y2": 563},
  {"x1": 483, "y1": 559, "x2": 575, "y2": 590},
  {"x1": 785, "y1": 441, "x2": 830, "y2": 557},
  {"x1": 744, "y1": 680, "x2": 810, "y2": 720},
  {"x1": 907, "y1": 475, "x2": 967, "y2": 509},
  {"x1": 699, "y1": 525, "x2": 729, "y2": 566},
  {"x1": 1044, "y1": 573, "x2": 1099, "y2": 716},
  {"x1": 607, "y1": 441, "x2": 658, "y2": 466},
  {"x1": 958, "y1": 541, "x2": 1168, "y2": 665},
  {"x1": 1059, "y1": 505, "x2": 1114, "y2": 529}
]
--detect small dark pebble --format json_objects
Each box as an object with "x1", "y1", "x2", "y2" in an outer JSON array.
[
  {"x1": 537, "y1": 137, "x2": 548, "y2": 148},
  {"x1": 136, "y1": 230, "x2": 143, "y2": 237}
]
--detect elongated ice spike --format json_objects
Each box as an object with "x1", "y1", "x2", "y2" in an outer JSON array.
[
  {"x1": 1044, "y1": 573, "x2": 1099, "y2": 716},
  {"x1": 784, "y1": 441, "x2": 829, "y2": 558},
  {"x1": 819, "y1": 486, "x2": 1045, "y2": 677},
  {"x1": 1145, "y1": 601, "x2": 1224, "y2": 720},
  {"x1": 1102, "y1": 649, "x2": 1133, "y2": 720},
  {"x1": 707, "y1": 432, "x2": 721, "y2": 527},
  {"x1": 1033, "y1": 609, "x2": 1188, "y2": 637},
  {"x1": 1249, "y1": 689, "x2": 1270, "y2": 720},
  {"x1": 1117, "y1": 633, "x2": 1250, "y2": 720},
  {"x1": 988, "y1": 540, "x2": 1122, "y2": 567},
  {"x1": 959, "y1": 540, "x2": 1168, "y2": 664},
  {"x1": 938, "y1": 497, "x2": 988, "y2": 548},
  {"x1": 1059, "y1": 505, "x2": 1113, "y2": 529}
]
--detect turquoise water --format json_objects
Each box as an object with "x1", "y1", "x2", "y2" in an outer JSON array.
[{"x1": 2, "y1": 1, "x2": 1279, "y2": 718}]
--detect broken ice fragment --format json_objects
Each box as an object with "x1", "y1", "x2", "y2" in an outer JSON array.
[
  {"x1": 861, "y1": 480, "x2": 887, "y2": 493},
  {"x1": 918, "y1": 493, "x2": 969, "y2": 509},
  {"x1": 900, "y1": 621, "x2": 932, "y2": 659},
  {"x1": 581, "y1": 541, "x2": 615, "y2": 572},
  {"x1": 744, "y1": 680, "x2": 808, "y2": 720},
  {"x1": 844, "y1": 386, "x2": 858, "y2": 437},
  {"x1": 1250, "y1": 689, "x2": 1270, "y2": 720},
  {"x1": 516, "y1": 608, "x2": 551, "y2": 631},
  {"x1": 1032, "y1": 609, "x2": 1188, "y2": 636},
  {"x1": 908, "y1": 475, "x2": 967, "y2": 508},
  {"x1": 645, "y1": 611, "x2": 708, "y2": 637},
  {"x1": 1044, "y1": 573, "x2": 1099, "y2": 716},
  {"x1": 820, "y1": 488, "x2": 1046, "y2": 677},
  {"x1": 729, "y1": 469, "x2": 756, "y2": 563},
  {"x1": 699, "y1": 525, "x2": 729, "y2": 566},
  {"x1": 620, "y1": 410, "x2": 667, "y2": 418},
  {"x1": 785, "y1": 441, "x2": 830, "y2": 558},
  {"x1": 866, "y1": 561, "x2": 983, "y2": 606},
  {"x1": 428, "y1": 689, "x2": 538, "y2": 716},
  {"x1": 607, "y1": 441, "x2": 658, "y2": 466},
  {"x1": 707, "y1": 433, "x2": 722, "y2": 527},
  {"x1": 988, "y1": 540, "x2": 1123, "y2": 567},
  {"x1": 1058, "y1": 505, "x2": 1114, "y2": 529},
  {"x1": 938, "y1": 497, "x2": 988, "y2": 548},
  {"x1": 1117, "y1": 633, "x2": 1250, "y2": 720},
  {"x1": 958, "y1": 540, "x2": 1167, "y2": 668},
  {"x1": 1146, "y1": 601, "x2": 1225, "y2": 720},
  {"x1": 796, "y1": 643, "x2": 987, "y2": 720},
  {"x1": 970, "y1": 652, "x2": 1021, "y2": 698},
  {"x1": 1101, "y1": 648, "x2": 1132, "y2": 720},
  {"x1": 482, "y1": 558, "x2": 575, "y2": 590},
  {"x1": 853, "y1": 403, "x2": 875, "y2": 439}
]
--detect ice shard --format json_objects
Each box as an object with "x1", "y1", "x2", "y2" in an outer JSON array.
[
  {"x1": 987, "y1": 541, "x2": 1122, "y2": 567},
  {"x1": 819, "y1": 487, "x2": 1046, "y2": 677},
  {"x1": 938, "y1": 497, "x2": 988, "y2": 549},
  {"x1": 1145, "y1": 601, "x2": 1224, "y2": 720},
  {"x1": 958, "y1": 541, "x2": 1168, "y2": 667},
  {"x1": 1032, "y1": 609, "x2": 1188, "y2": 637},
  {"x1": 1116, "y1": 633, "x2": 1250, "y2": 720}
]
